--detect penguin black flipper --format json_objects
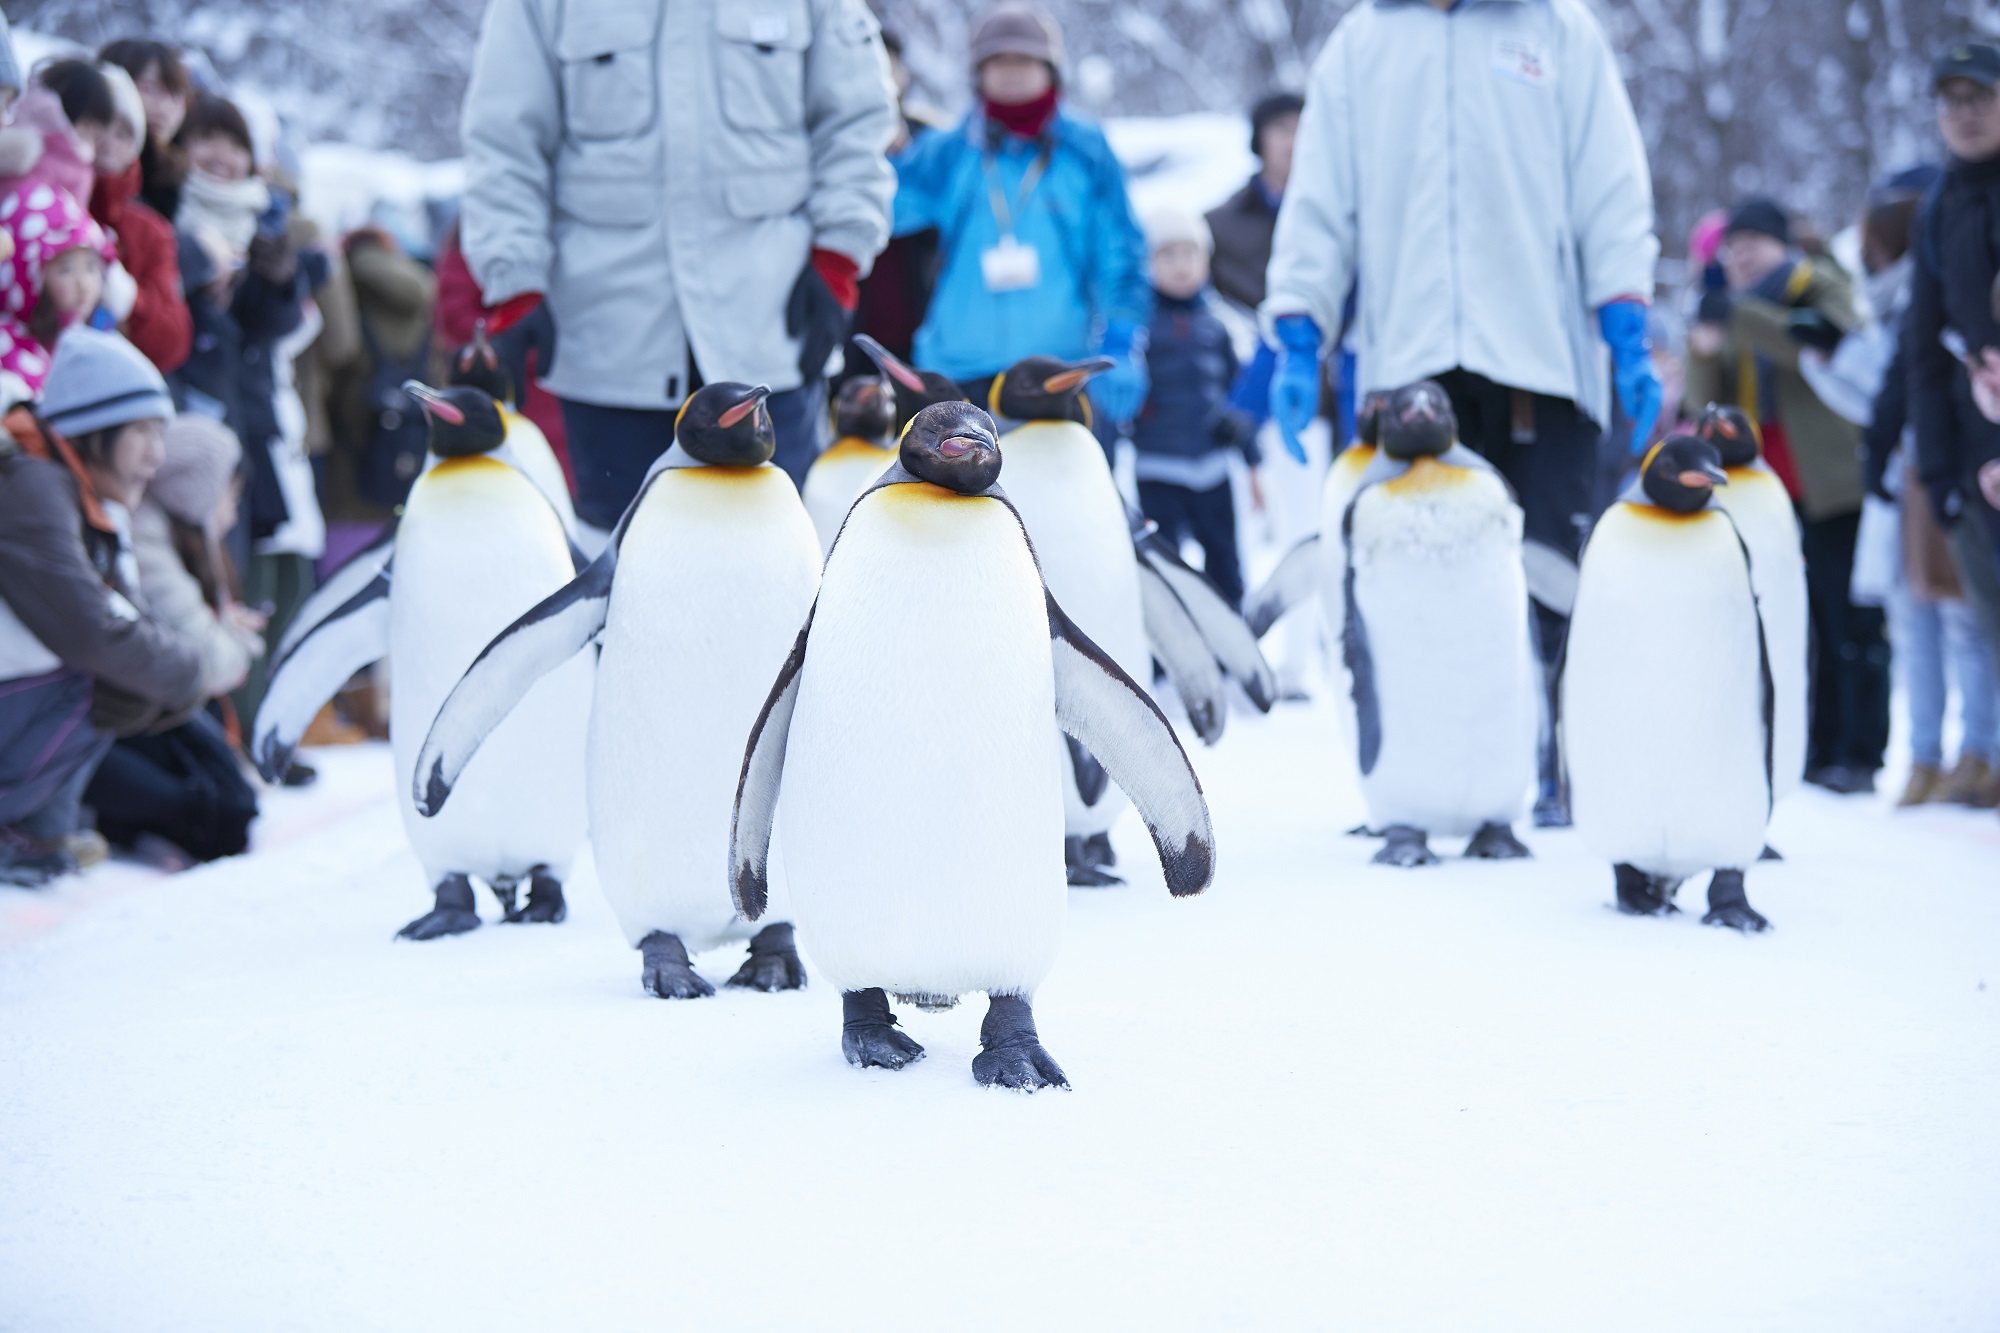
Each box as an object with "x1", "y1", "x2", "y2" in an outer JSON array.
[
  {"x1": 1724, "y1": 516, "x2": 1779, "y2": 815},
  {"x1": 730, "y1": 605, "x2": 817, "y2": 922},
  {"x1": 1245, "y1": 534, "x2": 1322, "y2": 638},
  {"x1": 1339, "y1": 499, "x2": 1383, "y2": 776},
  {"x1": 1047, "y1": 591, "x2": 1215, "y2": 897},
  {"x1": 411, "y1": 548, "x2": 617, "y2": 816},
  {"x1": 251, "y1": 568, "x2": 391, "y2": 782},
  {"x1": 1134, "y1": 534, "x2": 1279, "y2": 711},
  {"x1": 272, "y1": 521, "x2": 397, "y2": 666},
  {"x1": 1137, "y1": 559, "x2": 1227, "y2": 745}
]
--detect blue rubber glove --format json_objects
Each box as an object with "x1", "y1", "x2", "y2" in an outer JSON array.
[
  {"x1": 1270, "y1": 315, "x2": 1322, "y2": 464},
  {"x1": 1088, "y1": 321, "x2": 1150, "y2": 426},
  {"x1": 1599, "y1": 300, "x2": 1662, "y2": 456}
]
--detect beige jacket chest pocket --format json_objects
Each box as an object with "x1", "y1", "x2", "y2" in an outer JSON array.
[
  {"x1": 714, "y1": 2, "x2": 810, "y2": 133},
  {"x1": 558, "y1": 2, "x2": 660, "y2": 142}
]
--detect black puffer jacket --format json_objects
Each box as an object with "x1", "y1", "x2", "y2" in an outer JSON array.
[
  {"x1": 1132, "y1": 291, "x2": 1257, "y2": 464},
  {"x1": 1906, "y1": 153, "x2": 2000, "y2": 539}
]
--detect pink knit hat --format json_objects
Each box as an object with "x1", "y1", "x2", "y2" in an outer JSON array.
[{"x1": 0, "y1": 184, "x2": 115, "y2": 390}]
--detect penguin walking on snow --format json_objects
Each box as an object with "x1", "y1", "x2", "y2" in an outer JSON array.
[
  {"x1": 988, "y1": 354, "x2": 1274, "y2": 885},
  {"x1": 415, "y1": 383, "x2": 819, "y2": 997},
  {"x1": 1336, "y1": 382, "x2": 1538, "y2": 865},
  {"x1": 448, "y1": 320, "x2": 577, "y2": 536},
  {"x1": 253, "y1": 383, "x2": 591, "y2": 938},
  {"x1": 730, "y1": 401, "x2": 1215, "y2": 1090},
  {"x1": 801, "y1": 374, "x2": 899, "y2": 554},
  {"x1": 1563, "y1": 434, "x2": 1774, "y2": 932}
]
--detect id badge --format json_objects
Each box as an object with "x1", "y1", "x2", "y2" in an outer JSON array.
[{"x1": 981, "y1": 234, "x2": 1042, "y2": 292}]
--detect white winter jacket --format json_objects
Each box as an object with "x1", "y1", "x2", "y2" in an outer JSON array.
[
  {"x1": 460, "y1": 0, "x2": 899, "y2": 409},
  {"x1": 1263, "y1": 0, "x2": 1659, "y2": 429}
]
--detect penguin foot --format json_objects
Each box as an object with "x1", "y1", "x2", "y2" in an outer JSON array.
[
  {"x1": 1464, "y1": 822, "x2": 1532, "y2": 860},
  {"x1": 504, "y1": 868, "x2": 567, "y2": 924},
  {"x1": 1758, "y1": 844, "x2": 1784, "y2": 862},
  {"x1": 841, "y1": 988, "x2": 925, "y2": 1070},
  {"x1": 396, "y1": 874, "x2": 481, "y2": 940},
  {"x1": 1613, "y1": 864, "x2": 1682, "y2": 917},
  {"x1": 727, "y1": 922, "x2": 806, "y2": 992},
  {"x1": 1372, "y1": 826, "x2": 1439, "y2": 868},
  {"x1": 1064, "y1": 834, "x2": 1125, "y2": 887},
  {"x1": 1084, "y1": 831, "x2": 1116, "y2": 868},
  {"x1": 1345, "y1": 823, "x2": 1381, "y2": 838},
  {"x1": 972, "y1": 994, "x2": 1068, "y2": 1091},
  {"x1": 1701, "y1": 870, "x2": 1770, "y2": 933},
  {"x1": 639, "y1": 931, "x2": 714, "y2": 999},
  {"x1": 488, "y1": 876, "x2": 518, "y2": 918}
]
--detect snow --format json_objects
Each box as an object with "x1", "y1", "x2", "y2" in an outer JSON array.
[{"x1": 3, "y1": 677, "x2": 1997, "y2": 1329}]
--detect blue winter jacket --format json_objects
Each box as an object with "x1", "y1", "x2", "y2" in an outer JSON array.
[{"x1": 892, "y1": 108, "x2": 1151, "y2": 381}]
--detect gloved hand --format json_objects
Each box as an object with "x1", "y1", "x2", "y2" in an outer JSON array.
[
  {"x1": 1269, "y1": 314, "x2": 1322, "y2": 464},
  {"x1": 1088, "y1": 320, "x2": 1149, "y2": 426},
  {"x1": 787, "y1": 249, "x2": 858, "y2": 381},
  {"x1": 1600, "y1": 300, "x2": 1662, "y2": 456},
  {"x1": 1931, "y1": 481, "x2": 1965, "y2": 528},
  {"x1": 483, "y1": 291, "x2": 544, "y2": 336}
]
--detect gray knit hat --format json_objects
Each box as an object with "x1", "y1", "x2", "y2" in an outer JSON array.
[
  {"x1": 39, "y1": 327, "x2": 176, "y2": 438},
  {"x1": 150, "y1": 415, "x2": 241, "y2": 526},
  {"x1": 970, "y1": 4, "x2": 1064, "y2": 71}
]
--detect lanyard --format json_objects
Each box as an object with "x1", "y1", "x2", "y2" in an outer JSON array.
[{"x1": 983, "y1": 144, "x2": 1052, "y2": 238}]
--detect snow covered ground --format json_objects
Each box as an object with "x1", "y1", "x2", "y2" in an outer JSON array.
[{"x1": 2, "y1": 681, "x2": 1997, "y2": 1331}]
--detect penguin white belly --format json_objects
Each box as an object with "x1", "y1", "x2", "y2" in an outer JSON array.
[
  {"x1": 589, "y1": 467, "x2": 821, "y2": 949},
  {"x1": 1716, "y1": 467, "x2": 1807, "y2": 801},
  {"x1": 802, "y1": 438, "x2": 898, "y2": 555},
  {"x1": 500, "y1": 409, "x2": 577, "y2": 533},
  {"x1": 780, "y1": 485, "x2": 1066, "y2": 998},
  {"x1": 997, "y1": 420, "x2": 1148, "y2": 837},
  {"x1": 1565, "y1": 505, "x2": 1769, "y2": 878},
  {"x1": 389, "y1": 457, "x2": 591, "y2": 884},
  {"x1": 1349, "y1": 462, "x2": 1537, "y2": 834}
]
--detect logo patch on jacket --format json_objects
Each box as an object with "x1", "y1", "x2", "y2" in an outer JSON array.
[{"x1": 1491, "y1": 36, "x2": 1551, "y2": 88}]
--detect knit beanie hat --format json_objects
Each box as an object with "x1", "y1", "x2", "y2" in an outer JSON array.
[
  {"x1": 150, "y1": 415, "x2": 241, "y2": 526},
  {"x1": 970, "y1": 4, "x2": 1064, "y2": 72},
  {"x1": 97, "y1": 62, "x2": 146, "y2": 149},
  {"x1": 1725, "y1": 198, "x2": 1791, "y2": 246},
  {"x1": 1250, "y1": 92, "x2": 1305, "y2": 157},
  {"x1": 1144, "y1": 205, "x2": 1213, "y2": 254},
  {"x1": 39, "y1": 326, "x2": 176, "y2": 438}
]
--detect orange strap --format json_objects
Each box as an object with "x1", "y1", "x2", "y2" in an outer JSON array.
[{"x1": 6, "y1": 405, "x2": 113, "y2": 533}]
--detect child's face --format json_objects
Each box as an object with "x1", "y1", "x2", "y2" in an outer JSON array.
[
  {"x1": 135, "y1": 64, "x2": 186, "y2": 143},
  {"x1": 95, "y1": 118, "x2": 142, "y2": 178},
  {"x1": 71, "y1": 116, "x2": 113, "y2": 167},
  {"x1": 88, "y1": 418, "x2": 167, "y2": 508},
  {"x1": 186, "y1": 132, "x2": 253, "y2": 183},
  {"x1": 42, "y1": 248, "x2": 105, "y2": 323},
  {"x1": 1150, "y1": 240, "x2": 1208, "y2": 300}
]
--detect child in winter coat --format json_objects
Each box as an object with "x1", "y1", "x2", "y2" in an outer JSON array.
[
  {"x1": 0, "y1": 61, "x2": 124, "y2": 212},
  {"x1": 0, "y1": 183, "x2": 116, "y2": 396},
  {"x1": 87, "y1": 61, "x2": 184, "y2": 372},
  {"x1": 1131, "y1": 206, "x2": 1260, "y2": 608}
]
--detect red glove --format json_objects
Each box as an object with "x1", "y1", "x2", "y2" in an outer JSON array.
[
  {"x1": 810, "y1": 249, "x2": 859, "y2": 312},
  {"x1": 484, "y1": 291, "x2": 544, "y2": 336}
]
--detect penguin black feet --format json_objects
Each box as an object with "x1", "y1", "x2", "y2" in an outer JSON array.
[
  {"x1": 1372, "y1": 825, "x2": 1439, "y2": 868},
  {"x1": 1702, "y1": 869, "x2": 1771, "y2": 933},
  {"x1": 972, "y1": 993, "x2": 1068, "y2": 1092},
  {"x1": 1613, "y1": 863, "x2": 1682, "y2": 917},
  {"x1": 397, "y1": 873, "x2": 481, "y2": 940},
  {"x1": 503, "y1": 866, "x2": 567, "y2": 924},
  {"x1": 1464, "y1": 822, "x2": 1532, "y2": 860},
  {"x1": 489, "y1": 876, "x2": 518, "y2": 918},
  {"x1": 841, "y1": 988, "x2": 925, "y2": 1070},
  {"x1": 1758, "y1": 844, "x2": 1784, "y2": 862},
  {"x1": 639, "y1": 930, "x2": 714, "y2": 999},
  {"x1": 726, "y1": 922, "x2": 807, "y2": 992},
  {"x1": 1345, "y1": 823, "x2": 1381, "y2": 838},
  {"x1": 1064, "y1": 834, "x2": 1123, "y2": 887}
]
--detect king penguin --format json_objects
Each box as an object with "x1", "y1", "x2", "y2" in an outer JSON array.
[
  {"x1": 1696, "y1": 404, "x2": 1807, "y2": 813},
  {"x1": 990, "y1": 355, "x2": 1273, "y2": 885},
  {"x1": 801, "y1": 374, "x2": 898, "y2": 555},
  {"x1": 414, "y1": 382, "x2": 820, "y2": 997},
  {"x1": 448, "y1": 320, "x2": 577, "y2": 536},
  {"x1": 253, "y1": 383, "x2": 592, "y2": 938},
  {"x1": 730, "y1": 401, "x2": 1215, "y2": 1089},
  {"x1": 1563, "y1": 434, "x2": 1774, "y2": 931},
  {"x1": 1339, "y1": 382, "x2": 1540, "y2": 866}
]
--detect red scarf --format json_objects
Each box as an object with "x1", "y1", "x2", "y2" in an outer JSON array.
[{"x1": 984, "y1": 87, "x2": 1058, "y2": 140}]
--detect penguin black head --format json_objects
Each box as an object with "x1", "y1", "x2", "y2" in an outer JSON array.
[
  {"x1": 1639, "y1": 433, "x2": 1729, "y2": 514},
  {"x1": 676, "y1": 382, "x2": 775, "y2": 467},
  {"x1": 990, "y1": 355, "x2": 1116, "y2": 425},
  {"x1": 1379, "y1": 380, "x2": 1457, "y2": 461},
  {"x1": 405, "y1": 381, "x2": 506, "y2": 458},
  {"x1": 854, "y1": 333, "x2": 967, "y2": 431},
  {"x1": 449, "y1": 320, "x2": 515, "y2": 406},
  {"x1": 900, "y1": 400, "x2": 1002, "y2": 495},
  {"x1": 833, "y1": 375, "x2": 896, "y2": 444},
  {"x1": 1694, "y1": 403, "x2": 1761, "y2": 469},
  {"x1": 1355, "y1": 390, "x2": 1391, "y2": 447}
]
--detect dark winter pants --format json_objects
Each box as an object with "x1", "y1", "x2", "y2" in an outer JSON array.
[
  {"x1": 84, "y1": 712, "x2": 258, "y2": 863},
  {"x1": 1945, "y1": 517, "x2": 2000, "y2": 709},
  {"x1": 560, "y1": 379, "x2": 829, "y2": 531},
  {"x1": 1800, "y1": 510, "x2": 1891, "y2": 773},
  {"x1": 0, "y1": 671, "x2": 113, "y2": 840},
  {"x1": 1138, "y1": 479, "x2": 1245, "y2": 609}
]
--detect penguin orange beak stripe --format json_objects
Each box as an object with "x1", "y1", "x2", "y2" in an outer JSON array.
[
  {"x1": 719, "y1": 386, "x2": 771, "y2": 430},
  {"x1": 403, "y1": 381, "x2": 463, "y2": 426},
  {"x1": 1042, "y1": 359, "x2": 1117, "y2": 394},
  {"x1": 939, "y1": 434, "x2": 987, "y2": 458},
  {"x1": 855, "y1": 333, "x2": 927, "y2": 393}
]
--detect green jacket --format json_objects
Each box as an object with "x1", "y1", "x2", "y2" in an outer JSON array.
[{"x1": 1683, "y1": 257, "x2": 1864, "y2": 521}]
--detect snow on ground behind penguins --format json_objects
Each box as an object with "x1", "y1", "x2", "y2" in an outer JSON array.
[{"x1": 2, "y1": 668, "x2": 1997, "y2": 1329}]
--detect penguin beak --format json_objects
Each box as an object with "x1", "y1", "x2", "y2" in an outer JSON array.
[
  {"x1": 938, "y1": 429, "x2": 996, "y2": 459},
  {"x1": 403, "y1": 381, "x2": 463, "y2": 426},
  {"x1": 1043, "y1": 358, "x2": 1117, "y2": 394},
  {"x1": 855, "y1": 333, "x2": 928, "y2": 394},
  {"x1": 1681, "y1": 464, "x2": 1729, "y2": 488},
  {"x1": 719, "y1": 385, "x2": 772, "y2": 430}
]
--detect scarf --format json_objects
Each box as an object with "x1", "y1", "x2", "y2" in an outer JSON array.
[
  {"x1": 175, "y1": 168, "x2": 270, "y2": 264},
  {"x1": 984, "y1": 86, "x2": 1059, "y2": 140}
]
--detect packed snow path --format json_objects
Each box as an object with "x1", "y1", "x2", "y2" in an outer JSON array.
[{"x1": 3, "y1": 700, "x2": 1996, "y2": 1331}]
